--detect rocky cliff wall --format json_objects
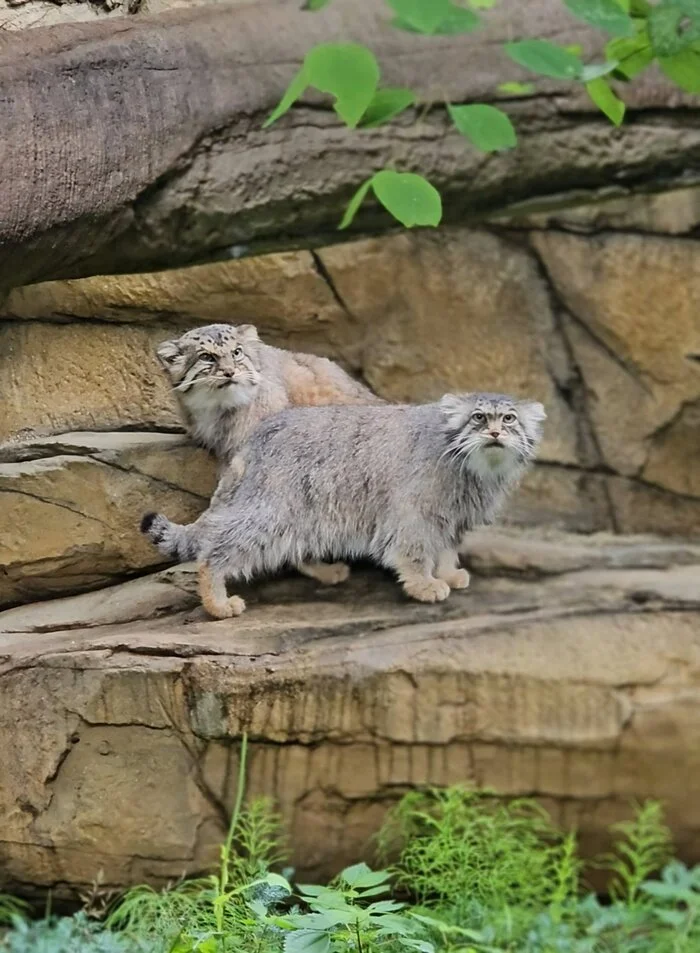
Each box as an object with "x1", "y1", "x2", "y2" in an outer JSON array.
[{"x1": 2, "y1": 188, "x2": 700, "y2": 607}]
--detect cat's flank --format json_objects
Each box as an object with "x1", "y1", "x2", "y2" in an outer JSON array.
[
  {"x1": 156, "y1": 321, "x2": 382, "y2": 585},
  {"x1": 141, "y1": 392, "x2": 545, "y2": 620}
]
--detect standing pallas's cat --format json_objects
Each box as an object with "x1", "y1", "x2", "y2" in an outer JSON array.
[
  {"x1": 142, "y1": 392, "x2": 545, "y2": 620},
  {"x1": 156, "y1": 322, "x2": 382, "y2": 584}
]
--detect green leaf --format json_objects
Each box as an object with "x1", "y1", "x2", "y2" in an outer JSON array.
[
  {"x1": 497, "y1": 80, "x2": 536, "y2": 95},
  {"x1": 606, "y1": 33, "x2": 655, "y2": 77},
  {"x1": 580, "y1": 60, "x2": 620, "y2": 80},
  {"x1": 357, "y1": 884, "x2": 391, "y2": 897},
  {"x1": 359, "y1": 88, "x2": 415, "y2": 127},
  {"x1": 649, "y1": 2, "x2": 700, "y2": 56},
  {"x1": 371, "y1": 171, "x2": 442, "y2": 227},
  {"x1": 433, "y1": 4, "x2": 481, "y2": 33},
  {"x1": 263, "y1": 872, "x2": 292, "y2": 892},
  {"x1": 586, "y1": 77, "x2": 626, "y2": 124},
  {"x1": 386, "y1": 0, "x2": 450, "y2": 33},
  {"x1": 367, "y1": 899, "x2": 405, "y2": 913},
  {"x1": 296, "y1": 884, "x2": 329, "y2": 897},
  {"x1": 504, "y1": 39, "x2": 583, "y2": 78},
  {"x1": 264, "y1": 67, "x2": 309, "y2": 127},
  {"x1": 305, "y1": 43, "x2": 380, "y2": 127},
  {"x1": 196, "y1": 941, "x2": 218, "y2": 953},
  {"x1": 564, "y1": 0, "x2": 635, "y2": 35},
  {"x1": 340, "y1": 862, "x2": 391, "y2": 888},
  {"x1": 448, "y1": 103, "x2": 517, "y2": 151},
  {"x1": 468, "y1": 0, "x2": 496, "y2": 7},
  {"x1": 284, "y1": 931, "x2": 332, "y2": 953},
  {"x1": 304, "y1": 0, "x2": 332, "y2": 8},
  {"x1": 339, "y1": 177, "x2": 373, "y2": 229},
  {"x1": 247, "y1": 899, "x2": 269, "y2": 917},
  {"x1": 658, "y1": 48, "x2": 700, "y2": 90}
]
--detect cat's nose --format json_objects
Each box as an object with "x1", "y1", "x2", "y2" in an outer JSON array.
[
  {"x1": 222, "y1": 369, "x2": 235, "y2": 378},
  {"x1": 489, "y1": 430, "x2": 501, "y2": 440}
]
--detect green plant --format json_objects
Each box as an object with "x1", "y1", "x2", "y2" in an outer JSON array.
[
  {"x1": 0, "y1": 896, "x2": 28, "y2": 927},
  {"x1": 2, "y1": 774, "x2": 699, "y2": 953},
  {"x1": 605, "y1": 801, "x2": 673, "y2": 904},
  {"x1": 271, "y1": 862, "x2": 433, "y2": 953},
  {"x1": 0, "y1": 912, "x2": 158, "y2": 953},
  {"x1": 377, "y1": 786, "x2": 581, "y2": 915},
  {"x1": 265, "y1": 0, "x2": 700, "y2": 229}
]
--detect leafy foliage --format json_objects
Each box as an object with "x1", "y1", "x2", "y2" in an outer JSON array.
[
  {"x1": 0, "y1": 913, "x2": 158, "y2": 953},
  {"x1": 268, "y1": 0, "x2": 700, "y2": 230},
  {"x1": 2, "y1": 780, "x2": 700, "y2": 953},
  {"x1": 274, "y1": 863, "x2": 433, "y2": 953},
  {"x1": 377, "y1": 787, "x2": 581, "y2": 913},
  {"x1": 605, "y1": 800, "x2": 673, "y2": 903}
]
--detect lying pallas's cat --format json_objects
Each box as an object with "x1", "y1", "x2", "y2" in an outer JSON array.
[{"x1": 141, "y1": 392, "x2": 545, "y2": 619}]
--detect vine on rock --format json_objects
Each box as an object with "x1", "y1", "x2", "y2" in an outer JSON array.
[{"x1": 265, "y1": 0, "x2": 700, "y2": 228}]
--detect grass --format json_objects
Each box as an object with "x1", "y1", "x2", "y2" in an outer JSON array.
[{"x1": 1, "y1": 737, "x2": 699, "y2": 953}]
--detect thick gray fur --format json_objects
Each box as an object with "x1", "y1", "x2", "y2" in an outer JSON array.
[
  {"x1": 142, "y1": 392, "x2": 545, "y2": 617},
  {"x1": 154, "y1": 322, "x2": 381, "y2": 582},
  {"x1": 156, "y1": 323, "x2": 379, "y2": 463}
]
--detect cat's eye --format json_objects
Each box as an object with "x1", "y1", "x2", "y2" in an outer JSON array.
[
  {"x1": 233, "y1": 346, "x2": 243, "y2": 358},
  {"x1": 471, "y1": 411, "x2": 486, "y2": 422},
  {"x1": 199, "y1": 354, "x2": 216, "y2": 364},
  {"x1": 503, "y1": 413, "x2": 516, "y2": 423}
]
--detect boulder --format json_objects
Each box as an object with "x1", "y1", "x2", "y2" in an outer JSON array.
[
  {"x1": 0, "y1": 432, "x2": 215, "y2": 607},
  {"x1": 1, "y1": 529, "x2": 699, "y2": 898}
]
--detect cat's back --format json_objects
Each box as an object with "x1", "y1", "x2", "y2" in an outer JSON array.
[
  {"x1": 244, "y1": 401, "x2": 441, "y2": 465},
  {"x1": 269, "y1": 345, "x2": 382, "y2": 406}
]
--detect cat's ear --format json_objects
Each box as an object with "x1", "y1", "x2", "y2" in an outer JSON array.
[
  {"x1": 518, "y1": 400, "x2": 547, "y2": 424},
  {"x1": 439, "y1": 393, "x2": 475, "y2": 429},
  {"x1": 155, "y1": 338, "x2": 184, "y2": 370},
  {"x1": 236, "y1": 324, "x2": 260, "y2": 344}
]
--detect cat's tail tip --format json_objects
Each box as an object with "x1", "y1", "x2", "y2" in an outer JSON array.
[
  {"x1": 140, "y1": 511, "x2": 158, "y2": 536},
  {"x1": 140, "y1": 510, "x2": 169, "y2": 544},
  {"x1": 140, "y1": 511, "x2": 193, "y2": 560}
]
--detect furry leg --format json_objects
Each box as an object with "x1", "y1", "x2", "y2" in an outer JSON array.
[
  {"x1": 297, "y1": 561, "x2": 351, "y2": 585},
  {"x1": 198, "y1": 561, "x2": 246, "y2": 619},
  {"x1": 435, "y1": 549, "x2": 470, "y2": 590},
  {"x1": 390, "y1": 555, "x2": 450, "y2": 603}
]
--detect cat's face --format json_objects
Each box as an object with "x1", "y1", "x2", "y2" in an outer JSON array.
[
  {"x1": 156, "y1": 324, "x2": 262, "y2": 409},
  {"x1": 440, "y1": 392, "x2": 546, "y2": 478}
]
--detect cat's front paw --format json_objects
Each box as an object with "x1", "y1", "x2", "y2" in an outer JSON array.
[
  {"x1": 402, "y1": 577, "x2": 450, "y2": 603},
  {"x1": 205, "y1": 595, "x2": 247, "y2": 620}
]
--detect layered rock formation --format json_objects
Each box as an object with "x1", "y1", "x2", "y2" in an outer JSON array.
[
  {"x1": 1, "y1": 530, "x2": 699, "y2": 897},
  {"x1": 3, "y1": 190, "x2": 700, "y2": 609}
]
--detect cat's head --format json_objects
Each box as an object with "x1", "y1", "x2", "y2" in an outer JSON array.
[
  {"x1": 156, "y1": 323, "x2": 262, "y2": 409},
  {"x1": 439, "y1": 391, "x2": 546, "y2": 479}
]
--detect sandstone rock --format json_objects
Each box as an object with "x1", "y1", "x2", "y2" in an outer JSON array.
[
  {"x1": 319, "y1": 230, "x2": 579, "y2": 468},
  {"x1": 1, "y1": 531, "x2": 699, "y2": 897},
  {"x1": 0, "y1": 432, "x2": 215, "y2": 607},
  {"x1": 0, "y1": 320, "x2": 183, "y2": 443},
  {"x1": 1, "y1": 251, "x2": 347, "y2": 348},
  {"x1": 531, "y1": 231, "x2": 700, "y2": 492},
  {"x1": 607, "y1": 474, "x2": 700, "y2": 536}
]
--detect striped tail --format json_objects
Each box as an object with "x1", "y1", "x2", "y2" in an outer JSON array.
[{"x1": 140, "y1": 512, "x2": 198, "y2": 562}]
